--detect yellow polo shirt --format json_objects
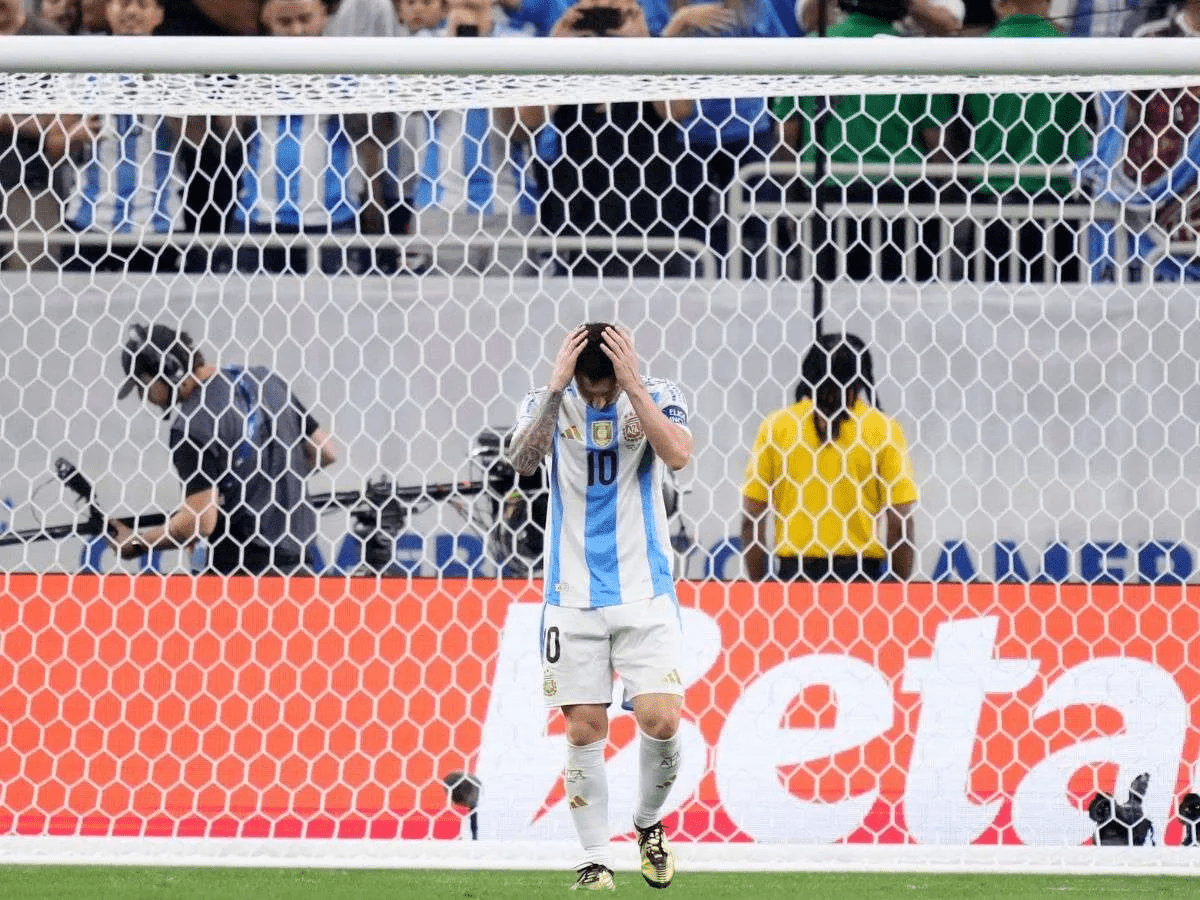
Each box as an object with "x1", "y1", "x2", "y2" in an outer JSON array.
[{"x1": 742, "y1": 399, "x2": 919, "y2": 559}]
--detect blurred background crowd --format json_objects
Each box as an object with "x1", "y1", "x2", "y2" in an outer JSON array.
[{"x1": 1, "y1": 0, "x2": 1198, "y2": 281}]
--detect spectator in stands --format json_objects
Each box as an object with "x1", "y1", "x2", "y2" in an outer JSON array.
[
  {"x1": 36, "y1": 0, "x2": 81, "y2": 31},
  {"x1": 515, "y1": 0, "x2": 695, "y2": 277},
  {"x1": 157, "y1": 0, "x2": 256, "y2": 33},
  {"x1": 1048, "y1": 0, "x2": 1159, "y2": 36},
  {"x1": 78, "y1": 0, "x2": 109, "y2": 29},
  {"x1": 394, "y1": 0, "x2": 443, "y2": 29},
  {"x1": 324, "y1": 0, "x2": 406, "y2": 275},
  {"x1": 799, "y1": 0, "x2": 965, "y2": 35},
  {"x1": 391, "y1": 0, "x2": 535, "y2": 274},
  {"x1": 658, "y1": 0, "x2": 787, "y2": 277},
  {"x1": 0, "y1": 0, "x2": 60, "y2": 30},
  {"x1": 230, "y1": 0, "x2": 363, "y2": 275},
  {"x1": 326, "y1": 0, "x2": 396, "y2": 32},
  {"x1": 774, "y1": 0, "x2": 952, "y2": 281},
  {"x1": 497, "y1": 0, "x2": 567, "y2": 33},
  {"x1": 1078, "y1": 4, "x2": 1200, "y2": 281},
  {"x1": 740, "y1": 333, "x2": 918, "y2": 582},
  {"x1": 0, "y1": 0, "x2": 65, "y2": 270},
  {"x1": 155, "y1": 0, "x2": 260, "y2": 273},
  {"x1": 965, "y1": 0, "x2": 1092, "y2": 281},
  {"x1": 59, "y1": 0, "x2": 185, "y2": 273}
]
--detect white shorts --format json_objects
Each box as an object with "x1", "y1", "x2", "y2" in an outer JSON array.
[{"x1": 540, "y1": 593, "x2": 685, "y2": 709}]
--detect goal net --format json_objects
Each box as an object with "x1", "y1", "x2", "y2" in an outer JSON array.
[{"x1": 1, "y1": 35, "x2": 1199, "y2": 872}]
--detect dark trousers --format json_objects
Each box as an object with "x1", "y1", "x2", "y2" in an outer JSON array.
[
  {"x1": 676, "y1": 129, "x2": 774, "y2": 278},
  {"x1": 776, "y1": 555, "x2": 885, "y2": 583},
  {"x1": 976, "y1": 189, "x2": 1081, "y2": 283},
  {"x1": 233, "y1": 221, "x2": 364, "y2": 276},
  {"x1": 60, "y1": 235, "x2": 181, "y2": 274},
  {"x1": 209, "y1": 539, "x2": 306, "y2": 577},
  {"x1": 814, "y1": 180, "x2": 940, "y2": 282}
]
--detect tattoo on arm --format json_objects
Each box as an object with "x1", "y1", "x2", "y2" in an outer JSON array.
[{"x1": 508, "y1": 391, "x2": 563, "y2": 475}]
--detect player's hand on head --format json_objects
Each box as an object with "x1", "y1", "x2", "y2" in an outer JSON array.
[
  {"x1": 549, "y1": 325, "x2": 589, "y2": 392},
  {"x1": 601, "y1": 325, "x2": 640, "y2": 390}
]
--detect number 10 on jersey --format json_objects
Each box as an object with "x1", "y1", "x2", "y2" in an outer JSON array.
[{"x1": 587, "y1": 449, "x2": 617, "y2": 486}]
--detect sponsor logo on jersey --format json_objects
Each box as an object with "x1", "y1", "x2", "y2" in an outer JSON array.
[
  {"x1": 662, "y1": 405, "x2": 688, "y2": 427},
  {"x1": 591, "y1": 420, "x2": 614, "y2": 448},
  {"x1": 568, "y1": 795, "x2": 588, "y2": 809},
  {"x1": 622, "y1": 415, "x2": 643, "y2": 448},
  {"x1": 561, "y1": 425, "x2": 582, "y2": 442},
  {"x1": 662, "y1": 669, "x2": 682, "y2": 685}
]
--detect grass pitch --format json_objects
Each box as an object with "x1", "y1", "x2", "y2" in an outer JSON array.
[{"x1": 2, "y1": 867, "x2": 1199, "y2": 900}]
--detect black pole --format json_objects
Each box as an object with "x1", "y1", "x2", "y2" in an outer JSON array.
[{"x1": 812, "y1": 0, "x2": 831, "y2": 342}]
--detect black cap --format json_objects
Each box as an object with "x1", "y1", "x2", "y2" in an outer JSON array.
[{"x1": 118, "y1": 323, "x2": 195, "y2": 400}]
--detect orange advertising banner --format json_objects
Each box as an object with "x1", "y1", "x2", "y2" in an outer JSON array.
[{"x1": 1, "y1": 575, "x2": 1196, "y2": 845}]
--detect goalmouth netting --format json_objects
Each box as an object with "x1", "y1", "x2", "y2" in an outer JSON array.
[{"x1": 1, "y1": 35, "x2": 1200, "y2": 872}]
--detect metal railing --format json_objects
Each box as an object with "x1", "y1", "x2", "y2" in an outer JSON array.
[
  {"x1": 0, "y1": 229, "x2": 718, "y2": 280},
  {"x1": 725, "y1": 160, "x2": 1141, "y2": 283}
]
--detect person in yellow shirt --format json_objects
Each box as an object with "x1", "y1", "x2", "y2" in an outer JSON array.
[{"x1": 741, "y1": 334, "x2": 918, "y2": 582}]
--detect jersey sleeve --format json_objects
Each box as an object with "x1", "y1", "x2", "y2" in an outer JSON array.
[
  {"x1": 514, "y1": 389, "x2": 544, "y2": 434},
  {"x1": 656, "y1": 380, "x2": 690, "y2": 432},
  {"x1": 741, "y1": 415, "x2": 777, "y2": 503},
  {"x1": 877, "y1": 416, "x2": 920, "y2": 507}
]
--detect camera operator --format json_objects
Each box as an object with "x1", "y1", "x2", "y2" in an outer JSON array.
[{"x1": 110, "y1": 323, "x2": 337, "y2": 575}]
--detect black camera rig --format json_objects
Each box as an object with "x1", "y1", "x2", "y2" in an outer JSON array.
[
  {"x1": 0, "y1": 458, "x2": 168, "y2": 549},
  {"x1": 1089, "y1": 772, "x2": 1154, "y2": 846},
  {"x1": 0, "y1": 458, "x2": 489, "y2": 575},
  {"x1": 3, "y1": 425, "x2": 683, "y2": 579}
]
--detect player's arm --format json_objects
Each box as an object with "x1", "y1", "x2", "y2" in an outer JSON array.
[
  {"x1": 884, "y1": 500, "x2": 917, "y2": 580},
  {"x1": 625, "y1": 384, "x2": 692, "y2": 471},
  {"x1": 740, "y1": 495, "x2": 770, "y2": 581},
  {"x1": 600, "y1": 326, "x2": 692, "y2": 470},
  {"x1": 507, "y1": 325, "x2": 588, "y2": 476}
]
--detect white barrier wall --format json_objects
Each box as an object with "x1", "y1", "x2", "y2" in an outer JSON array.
[{"x1": 0, "y1": 273, "x2": 1196, "y2": 582}]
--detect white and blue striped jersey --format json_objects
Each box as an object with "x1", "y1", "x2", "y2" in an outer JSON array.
[
  {"x1": 404, "y1": 106, "x2": 533, "y2": 216},
  {"x1": 515, "y1": 378, "x2": 690, "y2": 609},
  {"x1": 64, "y1": 114, "x2": 181, "y2": 234},
  {"x1": 234, "y1": 114, "x2": 360, "y2": 230},
  {"x1": 400, "y1": 15, "x2": 535, "y2": 217}
]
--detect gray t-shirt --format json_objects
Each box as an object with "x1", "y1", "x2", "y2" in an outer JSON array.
[{"x1": 170, "y1": 366, "x2": 319, "y2": 571}]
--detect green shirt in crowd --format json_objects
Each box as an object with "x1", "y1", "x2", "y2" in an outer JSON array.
[
  {"x1": 772, "y1": 14, "x2": 952, "y2": 185},
  {"x1": 966, "y1": 15, "x2": 1093, "y2": 195}
]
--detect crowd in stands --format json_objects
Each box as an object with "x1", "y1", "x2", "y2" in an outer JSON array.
[{"x1": 1, "y1": 0, "x2": 1198, "y2": 281}]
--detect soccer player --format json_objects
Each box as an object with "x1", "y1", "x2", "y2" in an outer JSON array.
[{"x1": 506, "y1": 323, "x2": 692, "y2": 892}]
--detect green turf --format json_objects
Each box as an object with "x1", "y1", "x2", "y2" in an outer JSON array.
[{"x1": 2, "y1": 867, "x2": 1199, "y2": 900}]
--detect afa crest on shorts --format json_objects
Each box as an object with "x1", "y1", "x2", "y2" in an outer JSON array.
[{"x1": 591, "y1": 420, "x2": 614, "y2": 448}]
